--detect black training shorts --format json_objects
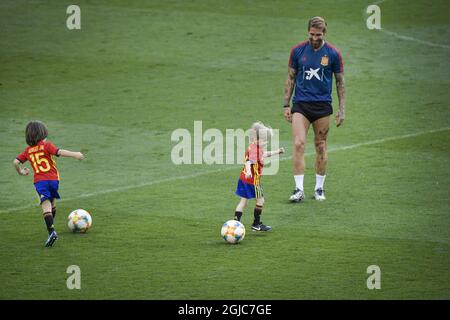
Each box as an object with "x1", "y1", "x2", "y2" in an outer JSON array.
[{"x1": 291, "y1": 101, "x2": 333, "y2": 123}]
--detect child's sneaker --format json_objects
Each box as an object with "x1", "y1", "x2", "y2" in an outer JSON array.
[
  {"x1": 251, "y1": 222, "x2": 272, "y2": 231},
  {"x1": 45, "y1": 230, "x2": 58, "y2": 247}
]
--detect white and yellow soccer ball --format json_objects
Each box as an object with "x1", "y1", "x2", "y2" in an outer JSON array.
[
  {"x1": 68, "y1": 209, "x2": 92, "y2": 233},
  {"x1": 221, "y1": 220, "x2": 245, "y2": 244}
]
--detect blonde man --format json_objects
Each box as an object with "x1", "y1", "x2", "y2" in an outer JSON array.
[{"x1": 283, "y1": 17, "x2": 346, "y2": 202}]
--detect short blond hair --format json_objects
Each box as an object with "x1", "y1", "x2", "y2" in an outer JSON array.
[
  {"x1": 249, "y1": 121, "x2": 273, "y2": 143},
  {"x1": 308, "y1": 16, "x2": 327, "y2": 33}
]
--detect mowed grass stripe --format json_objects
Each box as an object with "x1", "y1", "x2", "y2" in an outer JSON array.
[{"x1": 1, "y1": 126, "x2": 448, "y2": 214}]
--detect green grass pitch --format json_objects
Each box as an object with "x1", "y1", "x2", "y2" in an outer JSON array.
[{"x1": 0, "y1": 0, "x2": 449, "y2": 299}]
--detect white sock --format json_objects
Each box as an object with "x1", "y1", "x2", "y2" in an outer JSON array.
[
  {"x1": 294, "y1": 175, "x2": 304, "y2": 191},
  {"x1": 315, "y1": 174, "x2": 326, "y2": 191}
]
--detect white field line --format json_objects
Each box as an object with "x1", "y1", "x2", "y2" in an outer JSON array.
[
  {"x1": 379, "y1": 29, "x2": 450, "y2": 50},
  {"x1": 367, "y1": 0, "x2": 450, "y2": 50},
  {"x1": 1, "y1": 127, "x2": 449, "y2": 214}
]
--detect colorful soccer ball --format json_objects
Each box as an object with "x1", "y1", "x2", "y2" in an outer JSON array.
[
  {"x1": 68, "y1": 209, "x2": 92, "y2": 233},
  {"x1": 221, "y1": 220, "x2": 245, "y2": 244}
]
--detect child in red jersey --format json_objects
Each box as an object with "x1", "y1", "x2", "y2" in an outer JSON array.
[
  {"x1": 13, "y1": 121, "x2": 84, "y2": 247},
  {"x1": 234, "y1": 122, "x2": 284, "y2": 231}
]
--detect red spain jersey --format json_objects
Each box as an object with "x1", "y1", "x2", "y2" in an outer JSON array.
[
  {"x1": 239, "y1": 142, "x2": 264, "y2": 185},
  {"x1": 16, "y1": 140, "x2": 60, "y2": 183}
]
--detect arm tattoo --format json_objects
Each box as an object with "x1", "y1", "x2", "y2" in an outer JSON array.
[
  {"x1": 335, "y1": 73, "x2": 345, "y2": 109},
  {"x1": 284, "y1": 67, "x2": 296, "y2": 106}
]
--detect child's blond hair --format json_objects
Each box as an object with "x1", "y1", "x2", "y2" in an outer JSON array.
[{"x1": 249, "y1": 121, "x2": 273, "y2": 143}]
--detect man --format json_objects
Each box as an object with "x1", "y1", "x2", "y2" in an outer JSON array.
[{"x1": 283, "y1": 16, "x2": 345, "y2": 202}]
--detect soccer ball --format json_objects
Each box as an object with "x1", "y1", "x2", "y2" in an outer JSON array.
[
  {"x1": 68, "y1": 209, "x2": 92, "y2": 233},
  {"x1": 221, "y1": 220, "x2": 245, "y2": 244}
]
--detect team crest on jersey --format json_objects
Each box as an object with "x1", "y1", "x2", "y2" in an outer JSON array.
[{"x1": 320, "y1": 55, "x2": 329, "y2": 66}]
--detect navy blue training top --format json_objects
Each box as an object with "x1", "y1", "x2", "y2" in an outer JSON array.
[{"x1": 288, "y1": 41, "x2": 344, "y2": 103}]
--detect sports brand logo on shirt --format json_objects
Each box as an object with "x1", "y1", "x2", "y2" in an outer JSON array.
[{"x1": 305, "y1": 67, "x2": 322, "y2": 80}]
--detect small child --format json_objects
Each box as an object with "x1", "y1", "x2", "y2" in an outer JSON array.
[
  {"x1": 13, "y1": 120, "x2": 84, "y2": 247},
  {"x1": 234, "y1": 121, "x2": 284, "y2": 231}
]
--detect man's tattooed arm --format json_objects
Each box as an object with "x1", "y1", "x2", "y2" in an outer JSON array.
[
  {"x1": 284, "y1": 67, "x2": 297, "y2": 107},
  {"x1": 335, "y1": 72, "x2": 345, "y2": 114}
]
